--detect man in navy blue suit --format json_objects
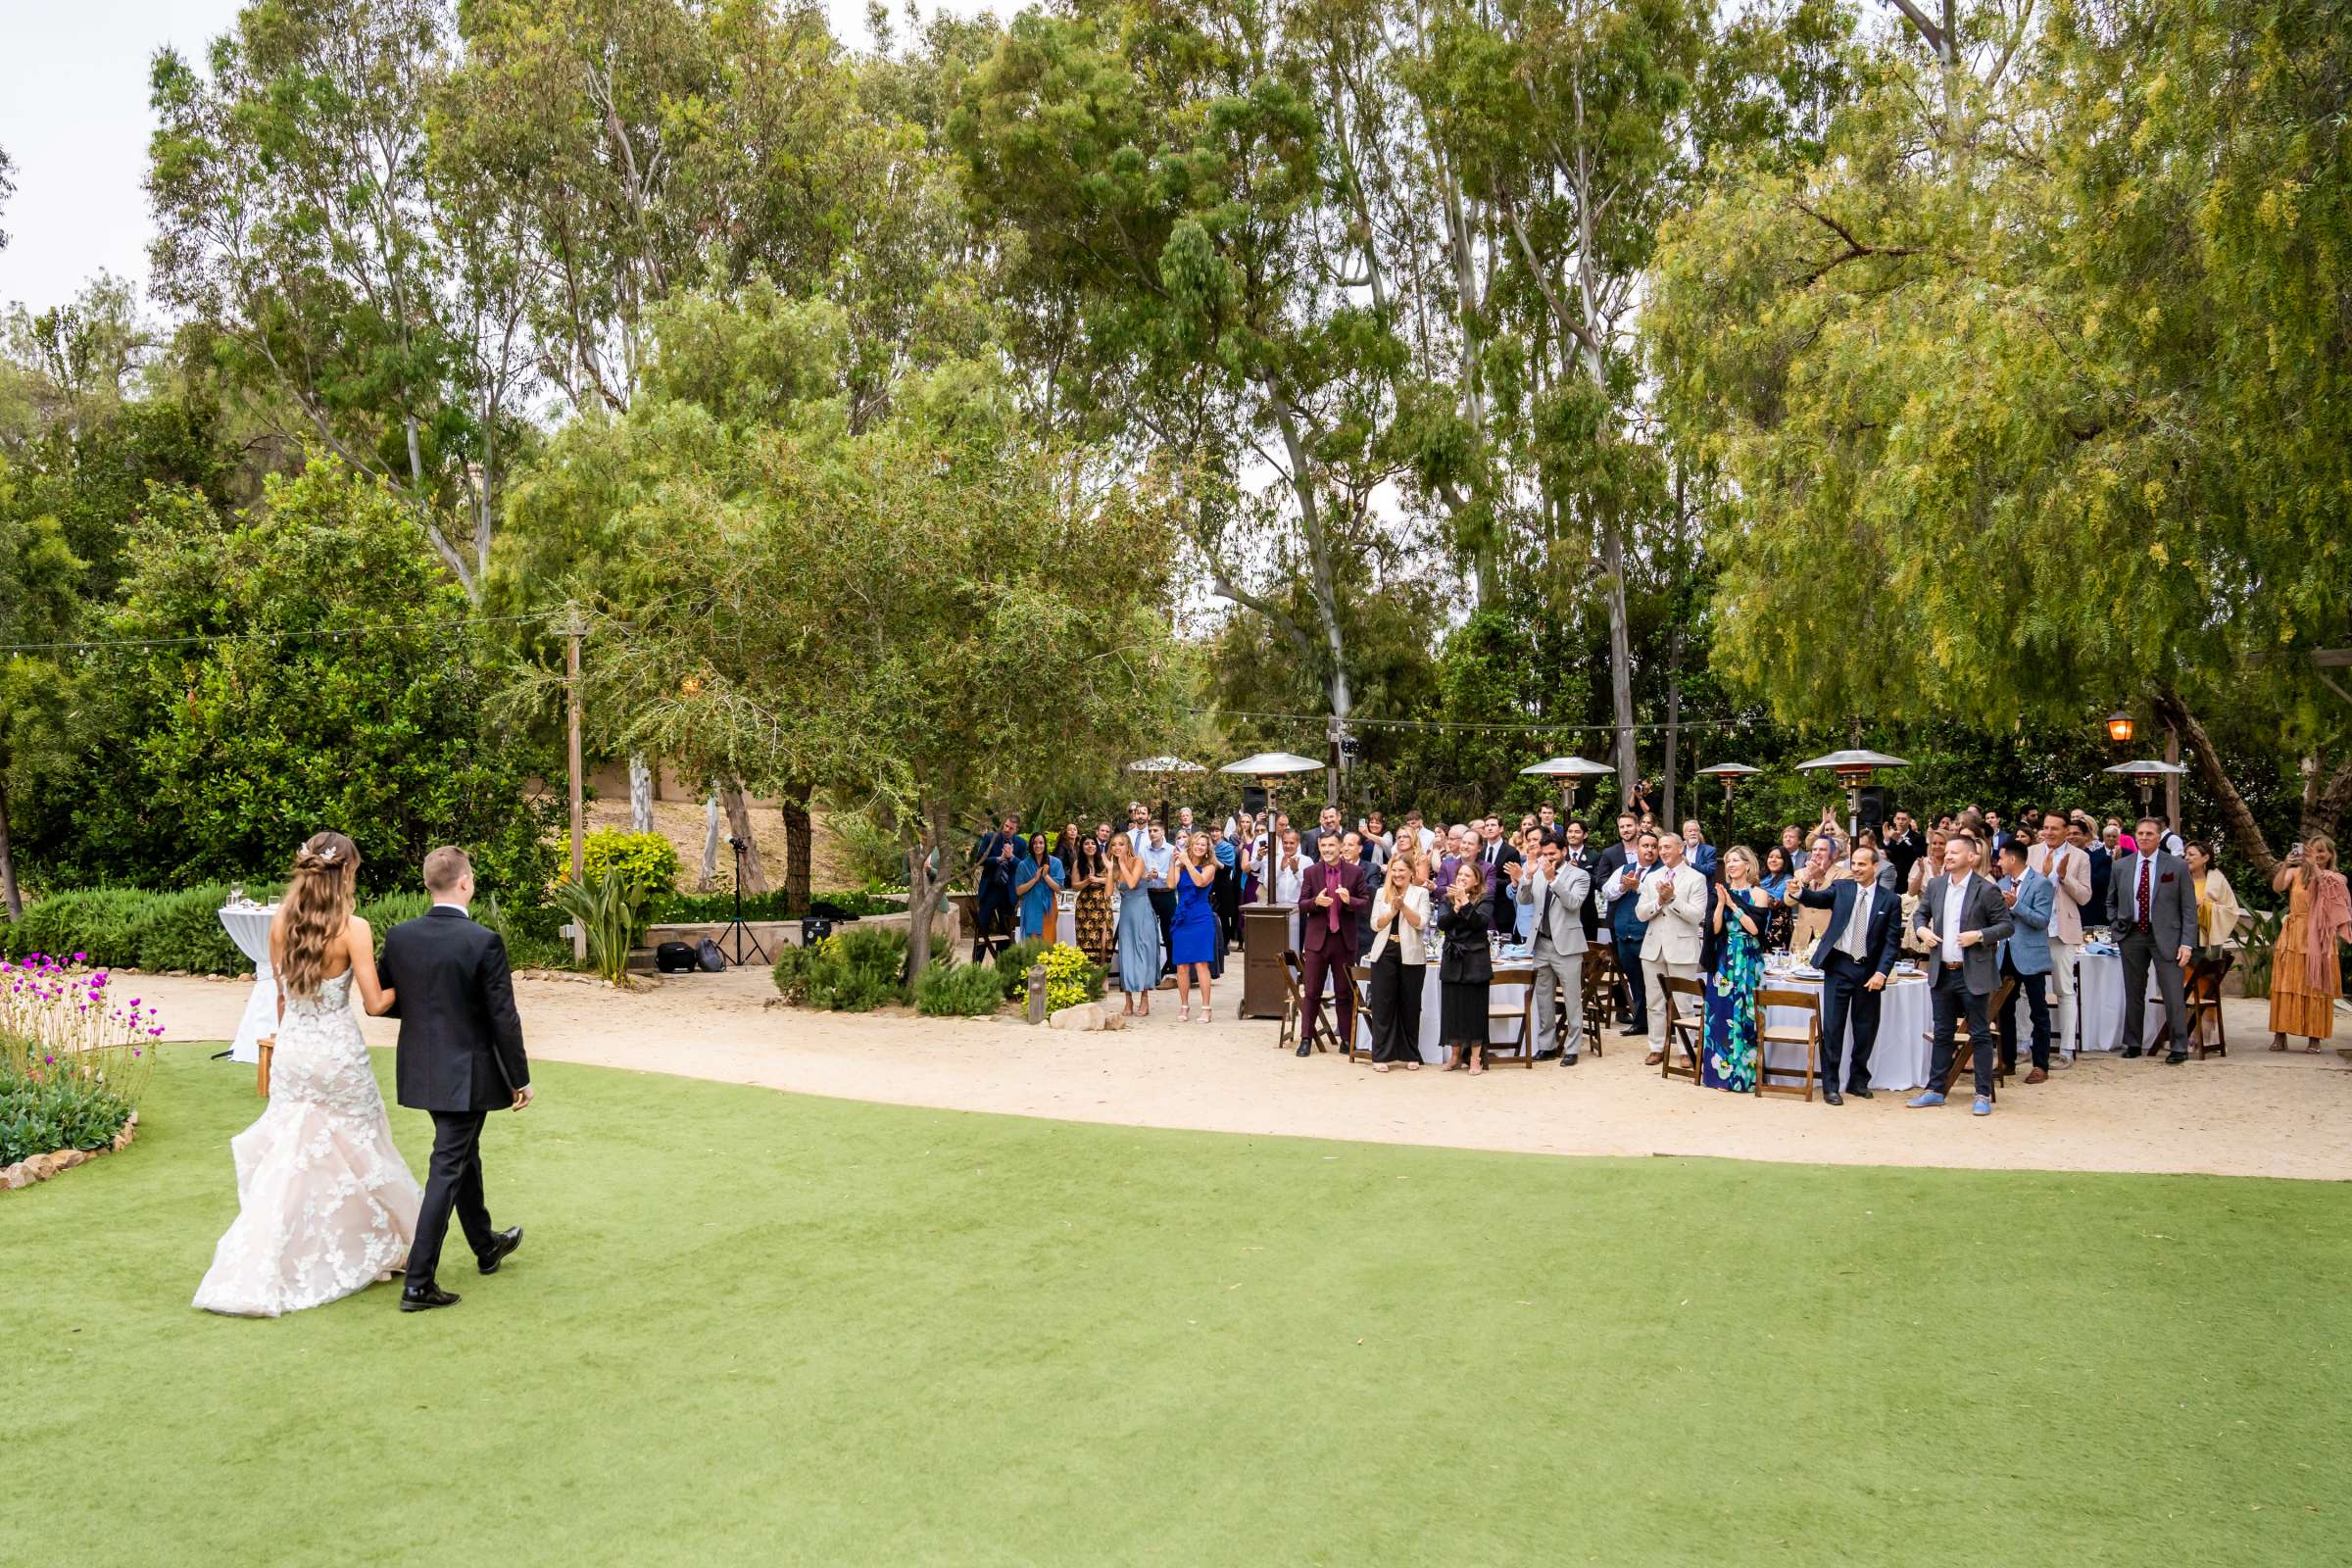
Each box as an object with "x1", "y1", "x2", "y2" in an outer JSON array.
[{"x1": 1788, "y1": 842, "x2": 1901, "y2": 1103}]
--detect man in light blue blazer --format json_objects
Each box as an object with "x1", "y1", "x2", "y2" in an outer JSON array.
[{"x1": 1994, "y1": 841, "x2": 2056, "y2": 1082}]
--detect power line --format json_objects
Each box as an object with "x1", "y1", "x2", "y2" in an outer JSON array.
[
  {"x1": 0, "y1": 611, "x2": 557, "y2": 656},
  {"x1": 1197, "y1": 708, "x2": 1766, "y2": 737}
]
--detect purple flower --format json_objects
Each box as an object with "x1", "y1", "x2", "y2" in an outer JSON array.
[
  {"x1": 132, "y1": 1050, "x2": 142, "y2": 1058},
  {"x1": 73, "y1": 953, "x2": 86, "y2": 963},
  {"x1": 42, "y1": 1054, "x2": 54, "y2": 1065},
  {"x1": 128, "y1": 998, "x2": 140, "y2": 1007}
]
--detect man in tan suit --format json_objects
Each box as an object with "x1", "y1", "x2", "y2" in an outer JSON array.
[{"x1": 2030, "y1": 809, "x2": 2092, "y2": 1060}]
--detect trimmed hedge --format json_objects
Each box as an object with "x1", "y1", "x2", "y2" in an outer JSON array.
[{"x1": 2, "y1": 885, "x2": 577, "y2": 974}]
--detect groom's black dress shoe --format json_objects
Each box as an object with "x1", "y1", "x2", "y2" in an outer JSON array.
[
  {"x1": 399, "y1": 1282, "x2": 461, "y2": 1313},
  {"x1": 477, "y1": 1226, "x2": 524, "y2": 1275}
]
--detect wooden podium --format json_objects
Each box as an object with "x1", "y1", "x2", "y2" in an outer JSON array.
[{"x1": 1240, "y1": 904, "x2": 1297, "y2": 1019}]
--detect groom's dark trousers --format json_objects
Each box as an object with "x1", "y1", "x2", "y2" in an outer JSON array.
[{"x1": 412, "y1": 1112, "x2": 496, "y2": 1282}]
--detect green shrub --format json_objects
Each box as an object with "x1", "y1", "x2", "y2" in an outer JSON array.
[
  {"x1": 356, "y1": 892, "x2": 433, "y2": 956},
  {"x1": 132, "y1": 884, "x2": 248, "y2": 974},
  {"x1": 1038, "y1": 944, "x2": 1107, "y2": 1010},
  {"x1": 915, "y1": 960, "x2": 1009, "y2": 1017},
  {"x1": 771, "y1": 925, "x2": 921, "y2": 1011},
  {"x1": 990, "y1": 939, "x2": 1104, "y2": 1008},
  {"x1": 10, "y1": 891, "x2": 154, "y2": 967},
  {"x1": 993, "y1": 937, "x2": 1054, "y2": 1000},
  {"x1": 580, "y1": 830, "x2": 683, "y2": 897},
  {"x1": 0, "y1": 1069, "x2": 139, "y2": 1167},
  {"x1": 477, "y1": 895, "x2": 577, "y2": 972}
]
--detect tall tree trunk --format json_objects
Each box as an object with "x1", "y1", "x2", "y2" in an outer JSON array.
[
  {"x1": 0, "y1": 779, "x2": 20, "y2": 922},
  {"x1": 700, "y1": 791, "x2": 721, "y2": 891},
  {"x1": 1663, "y1": 624, "x2": 1682, "y2": 831},
  {"x1": 720, "y1": 783, "x2": 771, "y2": 895},
  {"x1": 2152, "y1": 689, "x2": 2275, "y2": 877},
  {"x1": 628, "y1": 754, "x2": 655, "y2": 834},
  {"x1": 1601, "y1": 517, "x2": 1638, "y2": 805},
  {"x1": 903, "y1": 799, "x2": 956, "y2": 982},
  {"x1": 780, "y1": 783, "x2": 812, "y2": 912}
]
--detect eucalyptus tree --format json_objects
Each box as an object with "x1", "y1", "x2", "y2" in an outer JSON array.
[
  {"x1": 953, "y1": 0, "x2": 1436, "y2": 762},
  {"x1": 147, "y1": 0, "x2": 532, "y2": 598}
]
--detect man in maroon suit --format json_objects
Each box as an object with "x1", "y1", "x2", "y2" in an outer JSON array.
[{"x1": 1295, "y1": 831, "x2": 1369, "y2": 1057}]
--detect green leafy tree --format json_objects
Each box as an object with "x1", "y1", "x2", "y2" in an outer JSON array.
[
  {"x1": 0, "y1": 461, "x2": 86, "y2": 918},
  {"x1": 1650, "y1": 0, "x2": 2352, "y2": 873},
  {"x1": 66, "y1": 460, "x2": 557, "y2": 896},
  {"x1": 148, "y1": 0, "x2": 533, "y2": 597}
]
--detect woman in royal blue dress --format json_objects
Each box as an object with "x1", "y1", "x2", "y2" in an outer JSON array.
[
  {"x1": 1167, "y1": 831, "x2": 1220, "y2": 1022},
  {"x1": 1703, "y1": 846, "x2": 1769, "y2": 1093}
]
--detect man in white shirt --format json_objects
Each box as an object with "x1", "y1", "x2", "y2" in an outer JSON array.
[
  {"x1": 1270, "y1": 827, "x2": 1307, "y2": 952},
  {"x1": 1124, "y1": 804, "x2": 1152, "y2": 858},
  {"x1": 2030, "y1": 808, "x2": 2092, "y2": 1061},
  {"x1": 1909, "y1": 833, "x2": 2015, "y2": 1113},
  {"x1": 1634, "y1": 832, "x2": 1708, "y2": 1067}
]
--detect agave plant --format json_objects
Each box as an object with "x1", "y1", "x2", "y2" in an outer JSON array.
[
  {"x1": 549, "y1": 870, "x2": 645, "y2": 987},
  {"x1": 2238, "y1": 906, "x2": 2283, "y2": 999}
]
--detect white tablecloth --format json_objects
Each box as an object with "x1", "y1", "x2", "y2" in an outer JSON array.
[
  {"x1": 2075, "y1": 949, "x2": 2169, "y2": 1053},
  {"x1": 1353, "y1": 967, "x2": 1532, "y2": 1064},
  {"x1": 219, "y1": 906, "x2": 277, "y2": 1066},
  {"x1": 1759, "y1": 969, "x2": 1936, "y2": 1091}
]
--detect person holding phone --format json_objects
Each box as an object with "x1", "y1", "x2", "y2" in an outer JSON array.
[{"x1": 2270, "y1": 836, "x2": 2350, "y2": 1053}]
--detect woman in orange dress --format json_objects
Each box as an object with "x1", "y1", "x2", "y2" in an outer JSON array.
[{"x1": 2268, "y1": 834, "x2": 2350, "y2": 1052}]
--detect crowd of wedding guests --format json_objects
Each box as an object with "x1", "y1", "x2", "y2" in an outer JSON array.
[{"x1": 967, "y1": 795, "x2": 2350, "y2": 1112}]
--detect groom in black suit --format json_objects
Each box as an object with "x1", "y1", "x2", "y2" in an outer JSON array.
[{"x1": 379, "y1": 846, "x2": 530, "y2": 1312}]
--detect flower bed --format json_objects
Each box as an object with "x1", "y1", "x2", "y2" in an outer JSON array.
[{"x1": 1, "y1": 953, "x2": 160, "y2": 1174}]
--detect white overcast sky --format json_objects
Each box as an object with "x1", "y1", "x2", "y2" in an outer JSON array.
[{"x1": 0, "y1": 1, "x2": 998, "y2": 318}]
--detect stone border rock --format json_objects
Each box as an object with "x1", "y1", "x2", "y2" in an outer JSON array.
[{"x1": 1, "y1": 1111, "x2": 138, "y2": 1193}]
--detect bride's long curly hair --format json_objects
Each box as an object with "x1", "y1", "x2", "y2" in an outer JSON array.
[{"x1": 280, "y1": 831, "x2": 361, "y2": 999}]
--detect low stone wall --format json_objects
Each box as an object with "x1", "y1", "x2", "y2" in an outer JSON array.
[
  {"x1": 2, "y1": 1110, "x2": 139, "y2": 1193},
  {"x1": 626, "y1": 906, "x2": 956, "y2": 972}
]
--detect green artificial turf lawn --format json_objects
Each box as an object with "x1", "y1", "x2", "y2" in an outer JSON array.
[{"x1": 5, "y1": 1047, "x2": 2347, "y2": 1567}]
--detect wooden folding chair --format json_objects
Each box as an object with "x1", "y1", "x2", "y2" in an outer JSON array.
[
  {"x1": 1755, "y1": 986, "x2": 1821, "y2": 1102},
  {"x1": 1483, "y1": 965, "x2": 1537, "y2": 1067},
  {"x1": 1280, "y1": 949, "x2": 1337, "y2": 1054},
  {"x1": 1580, "y1": 949, "x2": 1609, "y2": 1057},
  {"x1": 2184, "y1": 953, "x2": 2232, "y2": 1058},
  {"x1": 1938, "y1": 976, "x2": 2013, "y2": 1097},
  {"x1": 1345, "y1": 964, "x2": 1376, "y2": 1062},
  {"x1": 1660, "y1": 977, "x2": 1705, "y2": 1085}
]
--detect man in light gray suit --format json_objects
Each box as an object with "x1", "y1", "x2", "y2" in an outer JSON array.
[
  {"x1": 1515, "y1": 838, "x2": 1591, "y2": 1065},
  {"x1": 1909, "y1": 833, "x2": 2015, "y2": 1114},
  {"x1": 2109, "y1": 813, "x2": 2198, "y2": 1064}
]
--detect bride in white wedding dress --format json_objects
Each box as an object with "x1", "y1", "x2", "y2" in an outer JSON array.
[{"x1": 194, "y1": 831, "x2": 422, "y2": 1317}]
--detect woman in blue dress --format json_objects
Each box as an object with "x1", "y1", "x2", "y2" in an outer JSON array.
[
  {"x1": 1014, "y1": 832, "x2": 1062, "y2": 941},
  {"x1": 1110, "y1": 835, "x2": 1162, "y2": 1017},
  {"x1": 1168, "y1": 831, "x2": 1220, "y2": 1022},
  {"x1": 1703, "y1": 846, "x2": 1769, "y2": 1093}
]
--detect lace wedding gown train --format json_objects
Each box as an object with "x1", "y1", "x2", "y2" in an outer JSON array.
[{"x1": 193, "y1": 969, "x2": 422, "y2": 1317}]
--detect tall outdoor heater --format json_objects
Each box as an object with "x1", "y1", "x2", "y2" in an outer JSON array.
[
  {"x1": 1520, "y1": 755, "x2": 1615, "y2": 817},
  {"x1": 1127, "y1": 755, "x2": 1206, "y2": 831},
  {"x1": 1696, "y1": 761, "x2": 1762, "y2": 806},
  {"x1": 2104, "y1": 760, "x2": 2185, "y2": 820},
  {"x1": 1794, "y1": 749, "x2": 1909, "y2": 838},
  {"x1": 1221, "y1": 751, "x2": 1326, "y2": 1020}
]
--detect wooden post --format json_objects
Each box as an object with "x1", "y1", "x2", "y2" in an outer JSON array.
[
  {"x1": 565, "y1": 603, "x2": 586, "y2": 962},
  {"x1": 2163, "y1": 722, "x2": 2182, "y2": 830}
]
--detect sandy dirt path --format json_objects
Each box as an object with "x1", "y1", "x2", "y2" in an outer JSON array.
[{"x1": 138, "y1": 968, "x2": 2352, "y2": 1180}]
